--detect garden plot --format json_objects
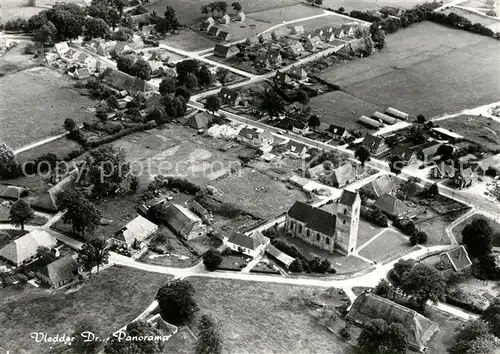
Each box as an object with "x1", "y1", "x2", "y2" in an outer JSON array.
[{"x1": 0, "y1": 67, "x2": 95, "y2": 150}]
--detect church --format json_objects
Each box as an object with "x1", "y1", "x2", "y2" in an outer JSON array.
[{"x1": 285, "y1": 189, "x2": 361, "y2": 255}]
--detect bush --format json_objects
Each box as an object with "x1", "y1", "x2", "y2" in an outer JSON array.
[
  {"x1": 262, "y1": 227, "x2": 278, "y2": 240},
  {"x1": 360, "y1": 207, "x2": 388, "y2": 227},
  {"x1": 340, "y1": 324, "x2": 352, "y2": 340},
  {"x1": 203, "y1": 248, "x2": 222, "y2": 271}
]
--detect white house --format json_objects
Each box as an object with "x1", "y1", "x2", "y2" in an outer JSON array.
[
  {"x1": 226, "y1": 231, "x2": 270, "y2": 258},
  {"x1": 110, "y1": 215, "x2": 158, "y2": 250}
]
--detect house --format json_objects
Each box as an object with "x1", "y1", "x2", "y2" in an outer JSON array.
[
  {"x1": 431, "y1": 127, "x2": 464, "y2": 142},
  {"x1": 185, "y1": 112, "x2": 212, "y2": 129},
  {"x1": 96, "y1": 40, "x2": 117, "y2": 56},
  {"x1": 258, "y1": 32, "x2": 273, "y2": 42},
  {"x1": 330, "y1": 162, "x2": 357, "y2": 188},
  {"x1": 385, "y1": 107, "x2": 409, "y2": 120},
  {"x1": 390, "y1": 146, "x2": 416, "y2": 166},
  {"x1": 32, "y1": 169, "x2": 78, "y2": 212},
  {"x1": 129, "y1": 36, "x2": 145, "y2": 50},
  {"x1": 164, "y1": 204, "x2": 206, "y2": 240},
  {"x1": 340, "y1": 23, "x2": 358, "y2": 37},
  {"x1": 217, "y1": 31, "x2": 231, "y2": 41},
  {"x1": 288, "y1": 65, "x2": 307, "y2": 80},
  {"x1": 221, "y1": 13, "x2": 231, "y2": 25},
  {"x1": 314, "y1": 26, "x2": 332, "y2": 37},
  {"x1": 333, "y1": 27, "x2": 345, "y2": 38},
  {"x1": 226, "y1": 231, "x2": 270, "y2": 258},
  {"x1": 217, "y1": 87, "x2": 241, "y2": 106},
  {"x1": 292, "y1": 121, "x2": 309, "y2": 135},
  {"x1": 36, "y1": 255, "x2": 79, "y2": 288},
  {"x1": 113, "y1": 41, "x2": 134, "y2": 55},
  {"x1": 285, "y1": 141, "x2": 309, "y2": 159},
  {"x1": 0, "y1": 186, "x2": 28, "y2": 200},
  {"x1": 208, "y1": 26, "x2": 221, "y2": 37},
  {"x1": 244, "y1": 36, "x2": 260, "y2": 46},
  {"x1": 430, "y1": 163, "x2": 456, "y2": 179},
  {"x1": 357, "y1": 115, "x2": 384, "y2": 129},
  {"x1": 237, "y1": 127, "x2": 274, "y2": 147},
  {"x1": 417, "y1": 142, "x2": 442, "y2": 161},
  {"x1": 0, "y1": 230, "x2": 57, "y2": 266},
  {"x1": 62, "y1": 48, "x2": 80, "y2": 62},
  {"x1": 373, "y1": 193, "x2": 408, "y2": 217},
  {"x1": 254, "y1": 54, "x2": 270, "y2": 68},
  {"x1": 304, "y1": 36, "x2": 321, "y2": 51},
  {"x1": 235, "y1": 11, "x2": 246, "y2": 22},
  {"x1": 348, "y1": 292, "x2": 439, "y2": 352},
  {"x1": 362, "y1": 175, "x2": 401, "y2": 198},
  {"x1": 200, "y1": 19, "x2": 214, "y2": 32},
  {"x1": 361, "y1": 134, "x2": 389, "y2": 155},
  {"x1": 453, "y1": 167, "x2": 478, "y2": 189},
  {"x1": 477, "y1": 153, "x2": 500, "y2": 175},
  {"x1": 190, "y1": 200, "x2": 212, "y2": 222},
  {"x1": 111, "y1": 215, "x2": 158, "y2": 250},
  {"x1": 372, "y1": 111, "x2": 396, "y2": 125},
  {"x1": 268, "y1": 51, "x2": 282, "y2": 67},
  {"x1": 328, "y1": 124, "x2": 348, "y2": 141},
  {"x1": 100, "y1": 68, "x2": 153, "y2": 94},
  {"x1": 76, "y1": 52, "x2": 97, "y2": 71},
  {"x1": 285, "y1": 189, "x2": 360, "y2": 254},
  {"x1": 214, "y1": 44, "x2": 240, "y2": 58},
  {"x1": 291, "y1": 25, "x2": 304, "y2": 35},
  {"x1": 74, "y1": 67, "x2": 91, "y2": 80},
  {"x1": 274, "y1": 70, "x2": 293, "y2": 86},
  {"x1": 137, "y1": 196, "x2": 167, "y2": 216},
  {"x1": 265, "y1": 244, "x2": 294, "y2": 269},
  {"x1": 130, "y1": 13, "x2": 151, "y2": 27},
  {"x1": 54, "y1": 42, "x2": 69, "y2": 56},
  {"x1": 439, "y1": 246, "x2": 472, "y2": 272},
  {"x1": 307, "y1": 164, "x2": 325, "y2": 179}
]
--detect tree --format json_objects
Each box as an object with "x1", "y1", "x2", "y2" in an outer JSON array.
[
  {"x1": 131, "y1": 58, "x2": 152, "y2": 80},
  {"x1": 481, "y1": 297, "x2": 500, "y2": 337},
  {"x1": 400, "y1": 263, "x2": 446, "y2": 306},
  {"x1": 86, "y1": 145, "x2": 130, "y2": 196},
  {"x1": 0, "y1": 143, "x2": 20, "y2": 179},
  {"x1": 9, "y1": 200, "x2": 34, "y2": 231},
  {"x1": 196, "y1": 314, "x2": 222, "y2": 354},
  {"x1": 218, "y1": 1, "x2": 228, "y2": 15},
  {"x1": 49, "y1": 9, "x2": 84, "y2": 42},
  {"x1": 389, "y1": 155, "x2": 404, "y2": 175},
  {"x1": 374, "y1": 279, "x2": 392, "y2": 298},
  {"x1": 205, "y1": 95, "x2": 221, "y2": 114},
  {"x1": 338, "y1": 7, "x2": 345, "y2": 13},
  {"x1": 33, "y1": 21, "x2": 57, "y2": 45},
  {"x1": 71, "y1": 319, "x2": 99, "y2": 354},
  {"x1": 184, "y1": 72, "x2": 199, "y2": 91},
  {"x1": 428, "y1": 183, "x2": 439, "y2": 196},
  {"x1": 261, "y1": 93, "x2": 284, "y2": 118},
  {"x1": 462, "y1": 218, "x2": 493, "y2": 258},
  {"x1": 57, "y1": 189, "x2": 101, "y2": 239},
  {"x1": 449, "y1": 320, "x2": 498, "y2": 354},
  {"x1": 358, "y1": 319, "x2": 409, "y2": 354},
  {"x1": 84, "y1": 17, "x2": 110, "y2": 40},
  {"x1": 129, "y1": 175, "x2": 139, "y2": 193},
  {"x1": 308, "y1": 115, "x2": 321, "y2": 132},
  {"x1": 231, "y1": 2, "x2": 242, "y2": 12},
  {"x1": 201, "y1": 5, "x2": 210, "y2": 17},
  {"x1": 77, "y1": 238, "x2": 109, "y2": 276},
  {"x1": 215, "y1": 67, "x2": 229, "y2": 85},
  {"x1": 340, "y1": 323, "x2": 352, "y2": 340},
  {"x1": 313, "y1": 0, "x2": 323, "y2": 5},
  {"x1": 156, "y1": 279, "x2": 198, "y2": 325},
  {"x1": 107, "y1": 8, "x2": 121, "y2": 30},
  {"x1": 159, "y1": 77, "x2": 176, "y2": 95},
  {"x1": 203, "y1": 248, "x2": 222, "y2": 271},
  {"x1": 64, "y1": 118, "x2": 77, "y2": 131},
  {"x1": 116, "y1": 55, "x2": 135, "y2": 73},
  {"x1": 105, "y1": 320, "x2": 164, "y2": 354},
  {"x1": 416, "y1": 114, "x2": 426, "y2": 123},
  {"x1": 163, "y1": 5, "x2": 180, "y2": 34},
  {"x1": 355, "y1": 146, "x2": 370, "y2": 166},
  {"x1": 296, "y1": 90, "x2": 310, "y2": 111},
  {"x1": 390, "y1": 258, "x2": 414, "y2": 285},
  {"x1": 399, "y1": 179, "x2": 418, "y2": 200},
  {"x1": 175, "y1": 86, "x2": 191, "y2": 101},
  {"x1": 197, "y1": 65, "x2": 214, "y2": 87}
]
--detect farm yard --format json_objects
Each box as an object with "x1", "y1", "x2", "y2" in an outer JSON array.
[
  {"x1": 211, "y1": 167, "x2": 313, "y2": 220},
  {"x1": 0, "y1": 266, "x2": 172, "y2": 354},
  {"x1": 318, "y1": 21, "x2": 500, "y2": 119},
  {"x1": 187, "y1": 277, "x2": 355, "y2": 354},
  {"x1": 0, "y1": 67, "x2": 95, "y2": 150},
  {"x1": 438, "y1": 115, "x2": 500, "y2": 152}
]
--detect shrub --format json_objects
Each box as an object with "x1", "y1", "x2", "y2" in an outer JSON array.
[
  {"x1": 360, "y1": 207, "x2": 388, "y2": 227},
  {"x1": 203, "y1": 248, "x2": 222, "y2": 271},
  {"x1": 340, "y1": 324, "x2": 352, "y2": 340}
]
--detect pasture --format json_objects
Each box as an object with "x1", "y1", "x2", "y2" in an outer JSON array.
[
  {"x1": 0, "y1": 0, "x2": 81, "y2": 23},
  {"x1": 318, "y1": 22, "x2": 500, "y2": 118},
  {"x1": 358, "y1": 228, "x2": 413, "y2": 263},
  {"x1": 438, "y1": 115, "x2": 500, "y2": 152},
  {"x1": 0, "y1": 67, "x2": 95, "y2": 150}
]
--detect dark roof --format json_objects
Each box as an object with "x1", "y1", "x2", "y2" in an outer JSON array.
[
  {"x1": 373, "y1": 193, "x2": 407, "y2": 216},
  {"x1": 39, "y1": 255, "x2": 78, "y2": 287},
  {"x1": 275, "y1": 71, "x2": 292, "y2": 85},
  {"x1": 265, "y1": 244, "x2": 294, "y2": 267},
  {"x1": 362, "y1": 134, "x2": 384, "y2": 151},
  {"x1": 238, "y1": 127, "x2": 259, "y2": 139},
  {"x1": 391, "y1": 146, "x2": 414, "y2": 162},
  {"x1": 208, "y1": 26, "x2": 220, "y2": 35},
  {"x1": 372, "y1": 111, "x2": 396, "y2": 125},
  {"x1": 217, "y1": 31, "x2": 230, "y2": 39},
  {"x1": 332, "y1": 163, "x2": 357, "y2": 187},
  {"x1": 442, "y1": 246, "x2": 472, "y2": 271},
  {"x1": 218, "y1": 87, "x2": 240, "y2": 102},
  {"x1": 349, "y1": 292, "x2": 439, "y2": 351},
  {"x1": 286, "y1": 141, "x2": 308, "y2": 154},
  {"x1": 287, "y1": 201, "x2": 336, "y2": 236},
  {"x1": 214, "y1": 44, "x2": 239, "y2": 57},
  {"x1": 328, "y1": 124, "x2": 346, "y2": 136},
  {"x1": 228, "y1": 231, "x2": 269, "y2": 250},
  {"x1": 339, "y1": 189, "x2": 358, "y2": 206}
]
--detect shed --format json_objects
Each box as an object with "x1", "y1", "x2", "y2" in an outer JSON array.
[
  {"x1": 265, "y1": 244, "x2": 294, "y2": 269},
  {"x1": 357, "y1": 115, "x2": 383, "y2": 129},
  {"x1": 385, "y1": 107, "x2": 409, "y2": 120},
  {"x1": 372, "y1": 111, "x2": 396, "y2": 125}
]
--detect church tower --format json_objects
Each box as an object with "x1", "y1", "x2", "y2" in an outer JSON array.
[{"x1": 335, "y1": 189, "x2": 361, "y2": 255}]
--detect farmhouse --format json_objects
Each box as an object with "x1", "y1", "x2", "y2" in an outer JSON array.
[
  {"x1": 362, "y1": 175, "x2": 401, "y2": 198},
  {"x1": 340, "y1": 23, "x2": 358, "y2": 37},
  {"x1": 73, "y1": 67, "x2": 91, "y2": 80},
  {"x1": 0, "y1": 186, "x2": 28, "y2": 200},
  {"x1": 372, "y1": 111, "x2": 396, "y2": 125},
  {"x1": 36, "y1": 255, "x2": 79, "y2": 289},
  {"x1": 0, "y1": 230, "x2": 57, "y2": 267},
  {"x1": 333, "y1": 27, "x2": 345, "y2": 38},
  {"x1": 95, "y1": 40, "x2": 117, "y2": 56},
  {"x1": 217, "y1": 87, "x2": 241, "y2": 106},
  {"x1": 32, "y1": 168, "x2": 78, "y2": 212},
  {"x1": 190, "y1": 200, "x2": 212, "y2": 222},
  {"x1": 348, "y1": 292, "x2": 439, "y2": 352},
  {"x1": 385, "y1": 107, "x2": 409, "y2": 120},
  {"x1": 361, "y1": 134, "x2": 389, "y2": 155},
  {"x1": 328, "y1": 124, "x2": 348, "y2": 141},
  {"x1": 373, "y1": 193, "x2": 408, "y2": 217},
  {"x1": 286, "y1": 189, "x2": 360, "y2": 255},
  {"x1": 226, "y1": 231, "x2": 270, "y2": 258},
  {"x1": 214, "y1": 44, "x2": 240, "y2": 58},
  {"x1": 265, "y1": 244, "x2": 294, "y2": 269},
  {"x1": 288, "y1": 65, "x2": 307, "y2": 80},
  {"x1": 291, "y1": 121, "x2": 309, "y2": 135},
  {"x1": 100, "y1": 68, "x2": 154, "y2": 95},
  {"x1": 438, "y1": 246, "x2": 472, "y2": 272},
  {"x1": 329, "y1": 162, "x2": 358, "y2": 188},
  {"x1": 164, "y1": 204, "x2": 206, "y2": 240},
  {"x1": 110, "y1": 215, "x2": 158, "y2": 250},
  {"x1": 237, "y1": 127, "x2": 274, "y2": 147},
  {"x1": 357, "y1": 115, "x2": 384, "y2": 129},
  {"x1": 185, "y1": 112, "x2": 212, "y2": 129}
]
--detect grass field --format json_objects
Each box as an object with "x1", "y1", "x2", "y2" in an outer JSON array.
[
  {"x1": 310, "y1": 90, "x2": 383, "y2": 133},
  {"x1": 211, "y1": 167, "x2": 311, "y2": 219},
  {"x1": 318, "y1": 22, "x2": 500, "y2": 119},
  {"x1": 438, "y1": 115, "x2": 500, "y2": 152},
  {"x1": 159, "y1": 30, "x2": 217, "y2": 52},
  {"x1": 321, "y1": 0, "x2": 433, "y2": 12},
  {"x1": 0, "y1": 0, "x2": 80, "y2": 23},
  {"x1": 187, "y1": 277, "x2": 354, "y2": 354},
  {"x1": 0, "y1": 67, "x2": 95, "y2": 150},
  {"x1": 415, "y1": 208, "x2": 471, "y2": 246},
  {"x1": 0, "y1": 266, "x2": 172, "y2": 353},
  {"x1": 15, "y1": 137, "x2": 82, "y2": 164},
  {"x1": 359, "y1": 228, "x2": 412, "y2": 263},
  {"x1": 247, "y1": 3, "x2": 324, "y2": 23},
  {"x1": 440, "y1": 6, "x2": 498, "y2": 26}
]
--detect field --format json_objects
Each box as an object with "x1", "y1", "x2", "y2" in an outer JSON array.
[
  {"x1": 415, "y1": 208, "x2": 471, "y2": 245},
  {"x1": 358, "y1": 228, "x2": 412, "y2": 263},
  {"x1": 321, "y1": 0, "x2": 433, "y2": 11},
  {"x1": 186, "y1": 277, "x2": 355, "y2": 354},
  {"x1": 159, "y1": 30, "x2": 217, "y2": 52},
  {"x1": 247, "y1": 3, "x2": 324, "y2": 23},
  {"x1": 15, "y1": 136, "x2": 82, "y2": 164},
  {"x1": 438, "y1": 115, "x2": 500, "y2": 152},
  {"x1": 318, "y1": 22, "x2": 500, "y2": 119},
  {"x1": 211, "y1": 167, "x2": 312, "y2": 219},
  {"x1": 147, "y1": 0, "x2": 300, "y2": 26},
  {"x1": 441, "y1": 6, "x2": 499, "y2": 26},
  {"x1": 0, "y1": 0, "x2": 81, "y2": 23},
  {"x1": 0, "y1": 266, "x2": 172, "y2": 353},
  {"x1": 0, "y1": 67, "x2": 95, "y2": 150},
  {"x1": 309, "y1": 90, "x2": 383, "y2": 133}
]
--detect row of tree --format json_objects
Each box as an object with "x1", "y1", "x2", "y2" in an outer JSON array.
[{"x1": 201, "y1": 2, "x2": 242, "y2": 17}]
